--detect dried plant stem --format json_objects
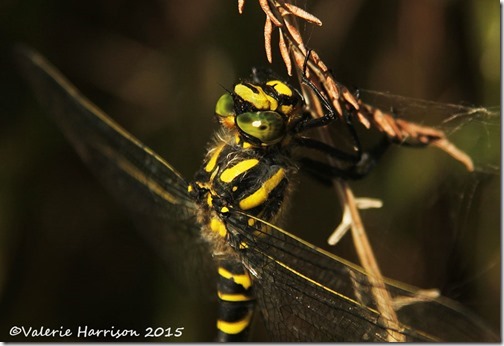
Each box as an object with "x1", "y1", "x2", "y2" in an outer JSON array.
[{"x1": 342, "y1": 183, "x2": 404, "y2": 342}]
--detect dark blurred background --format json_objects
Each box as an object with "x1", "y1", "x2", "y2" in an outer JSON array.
[{"x1": 0, "y1": 0, "x2": 500, "y2": 341}]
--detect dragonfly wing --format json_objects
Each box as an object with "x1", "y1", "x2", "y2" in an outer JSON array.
[
  {"x1": 16, "y1": 46, "x2": 194, "y2": 218},
  {"x1": 394, "y1": 294, "x2": 500, "y2": 342},
  {"x1": 228, "y1": 216, "x2": 498, "y2": 341},
  {"x1": 359, "y1": 89, "x2": 500, "y2": 142},
  {"x1": 16, "y1": 46, "x2": 216, "y2": 296}
]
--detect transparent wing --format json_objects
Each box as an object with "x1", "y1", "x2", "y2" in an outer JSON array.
[
  {"x1": 359, "y1": 89, "x2": 499, "y2": 125},
  {"x1": 312, "y1": 88, "x2": 500, "y2": 174},
  {"x1": 16, "y1": 45, "x2": 215, "y2": 295},
  {"x1": 227, "y1": 214, "x2": 498, "y2": 342},
  {"x1": 359, "y1": 89, "x2": 500, "y2": 167}
]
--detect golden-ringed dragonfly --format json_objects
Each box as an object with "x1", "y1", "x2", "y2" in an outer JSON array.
[{"x1": 16, "y1": 46, "x2": 498, "y2": 342}]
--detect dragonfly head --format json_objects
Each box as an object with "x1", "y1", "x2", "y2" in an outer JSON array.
[{"x1": 215, "y1": 78, "x2": 303, "y2": 147}]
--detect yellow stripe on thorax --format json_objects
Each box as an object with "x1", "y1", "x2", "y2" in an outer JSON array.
[
  {"x1": 217, "y1": 311, "x2": 253, "y2": 335},
  {"x1": 220, "y1": 159, "x2": 259, "y2": 183},
  {"x1": 239, "y1": 168, "x2": 285, "y2": 210},
  {"x1": 205, "y1": 143, "x2": 225, "y2": 173},
  {"x1": 218, "y1": 267, "x2": 252, "y2": 289},
  {"x1": 210, "y1": 217, "x2": 227, "y2": 238}
]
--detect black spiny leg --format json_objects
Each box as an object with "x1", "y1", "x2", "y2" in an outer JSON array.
[
  {"x1": 294, "y1": 56, "x2": 391, "y2": 182},
  {"x1": 294, "y1": 64, "x2": 364, "y2": 163},
  {"x1": 294, "y1": 76, "x2": 339, "y2": 132},
  {"x1": 299, "y1": 136, "x2": 391, "y2": 183},
  {"x1": 215, "y1": 259, "x2": 255, "y2": 342},
  {"x1": 294, "y1": 136, "x2": 360, "y2": 163}
]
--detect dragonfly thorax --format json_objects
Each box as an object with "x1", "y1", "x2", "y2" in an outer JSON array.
[{"x1": 190, "y1": 128, "x2": 298, "y2": 254}]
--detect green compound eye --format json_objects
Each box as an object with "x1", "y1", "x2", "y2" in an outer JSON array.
[
  {"x1": 215, "y1": 93, "x2": 235, "y2": 118},
  {"x1": 236, "y1": 111, "x2": 286, "y2": 145}
]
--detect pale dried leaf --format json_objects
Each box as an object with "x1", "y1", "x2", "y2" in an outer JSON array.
[
  {"x1": 284, "y1": 18, "x2": 306, "y2": 52},
  {"x1": 356, "y1": 111, "x2": 371, "y2": 128},
  {"x1": 371, "y1": 108, "x2": 398, "y2": 138},
  {"x1": 264, "y1": 16, "x2": 273, "y2": 63},
  {"x1": 238, "y1": 0, "x2": 245, "y2": 14},
  {"x1": 278, "y1": 29, "x2": 292, "y2": 75},
  {"x1": 309, "y1": 49, "x2": 321, "y2": 63},
  {"x1": 310, "y1": 50, "x2": 328, "y2": 73},
  {"x1": 431, "y1": 139, "x2": 474, "y2": 171},
  {"x1": 259, "y1": 0, "x2": 282, "y2": 26},
  {"x1": 395, "y1": 119, "x2": 442, "y2": 145},
  {"x1": 324, "y1": 77, "x2": 342, "y2": 116},
  {"x1": 330, "y1": 98, "x2": 343, "y2": 118},
  {"x1": 383, "y1": 113, "x2": 404, "y2": 139},
  {"x1": 284, "y1": 2, "x2": 322, "y2": 26},
  {"x1": 341, "y1": 86, "x2": 359, "y2": 110},
  {"x1": 292, "y1": 47, "x2": 306, "y2": 72},
  {"x1": 395, "y1": 118, "x2": 445, "y2": 139}
]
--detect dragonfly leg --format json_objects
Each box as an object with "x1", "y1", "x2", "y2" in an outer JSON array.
[{"x1": 298, "y1": 136, "x2": 391, "y2": 182}]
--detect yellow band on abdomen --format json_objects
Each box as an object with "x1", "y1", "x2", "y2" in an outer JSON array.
[
  {"x1": 217, "y1": 312, "x2": 253, "y2": 335},
  {"x1": 218, "y1": 267, "x2": 252, "y2": 289}
]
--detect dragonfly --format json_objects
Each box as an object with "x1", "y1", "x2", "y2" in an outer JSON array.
[{"x1": 16, "y1": 45, "x2": 498, "y2": 342}]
